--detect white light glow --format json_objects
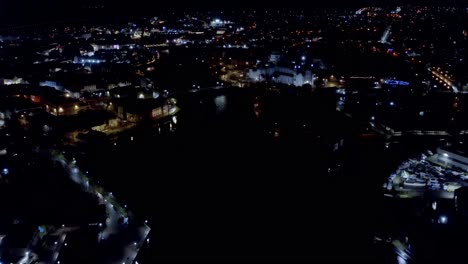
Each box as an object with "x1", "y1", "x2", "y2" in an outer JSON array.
[{"x1": 439, "y1": 215, "x2": 448, "y2": 224}]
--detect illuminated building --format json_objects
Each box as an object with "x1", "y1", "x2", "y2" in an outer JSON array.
[
  {"x1": 43, "y1": 97, "x2": 89, "y2": 116},
  {"x1": 210, "y1": 18, "x2": 232, "y2": 28},
  {"x1": 437, "y1": 147, "x2": 468, "y2": 172},
  {"x1": 247, "y1": 66, "x2": 316, "y2": 87},
  {"x1": 0, "y1": 76, "x2": 27, "y2": 86},
  {"x1": 74, "y1": 57, "x2": 106, "y2": 64},
  {"x1": 108, "y1": 98, "x2": 178, "y2": 123}
]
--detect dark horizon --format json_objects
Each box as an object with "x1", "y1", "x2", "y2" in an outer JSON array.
[{"x1": 1, "y1": 0, "x2": 467, "y2": 27}]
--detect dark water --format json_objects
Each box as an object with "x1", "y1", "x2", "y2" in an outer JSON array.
[{"x1": 78, "y1": 88, "x2": 441, "y2": 262}]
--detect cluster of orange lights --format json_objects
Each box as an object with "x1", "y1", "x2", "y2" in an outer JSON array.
[
  {"x1": 386, "y1": 14, "x2": 402, "y2": 18},
  {"x1": 432, "y1": 68, "x2": 454, "y2": 90}
]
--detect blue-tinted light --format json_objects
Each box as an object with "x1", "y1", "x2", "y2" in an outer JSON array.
[{"x1": 384, "y1": 80, "x2": 410, "y2": 86}]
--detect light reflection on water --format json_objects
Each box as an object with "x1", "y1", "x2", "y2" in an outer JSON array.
[
  {"x1": 397, "y1": 255, "x2": 408, "y2": 264},
  {"x1": 214, "y1": 95, "x2": 227, "y2": 115}
]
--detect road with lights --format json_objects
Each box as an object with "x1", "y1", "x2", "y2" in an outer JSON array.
[
  {"x1": 45, "y1": 149, "x2": 151, "y2": 264},
  {"x1": 430, "y1": 67, "x2": 459, "y2": 93}
]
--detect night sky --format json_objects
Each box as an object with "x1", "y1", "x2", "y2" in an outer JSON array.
[{"x1": 1, "y1": 0, "x2": 466, "y2": 27}]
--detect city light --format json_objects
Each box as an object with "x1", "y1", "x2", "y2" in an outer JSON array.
[
  {"x1": 0, "y1": 6, "x2": 466, "y2": 264},
  {"x1": 383, "y1": 80, "x2": 410, "y2": 86},
  {"x1": 439, "y1": 215, "x2": 448, "y2": 224}
]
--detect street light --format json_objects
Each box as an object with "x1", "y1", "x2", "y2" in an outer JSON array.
[{"x1": 439, "y1": 215, "x2": 448, "y2": 224}]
